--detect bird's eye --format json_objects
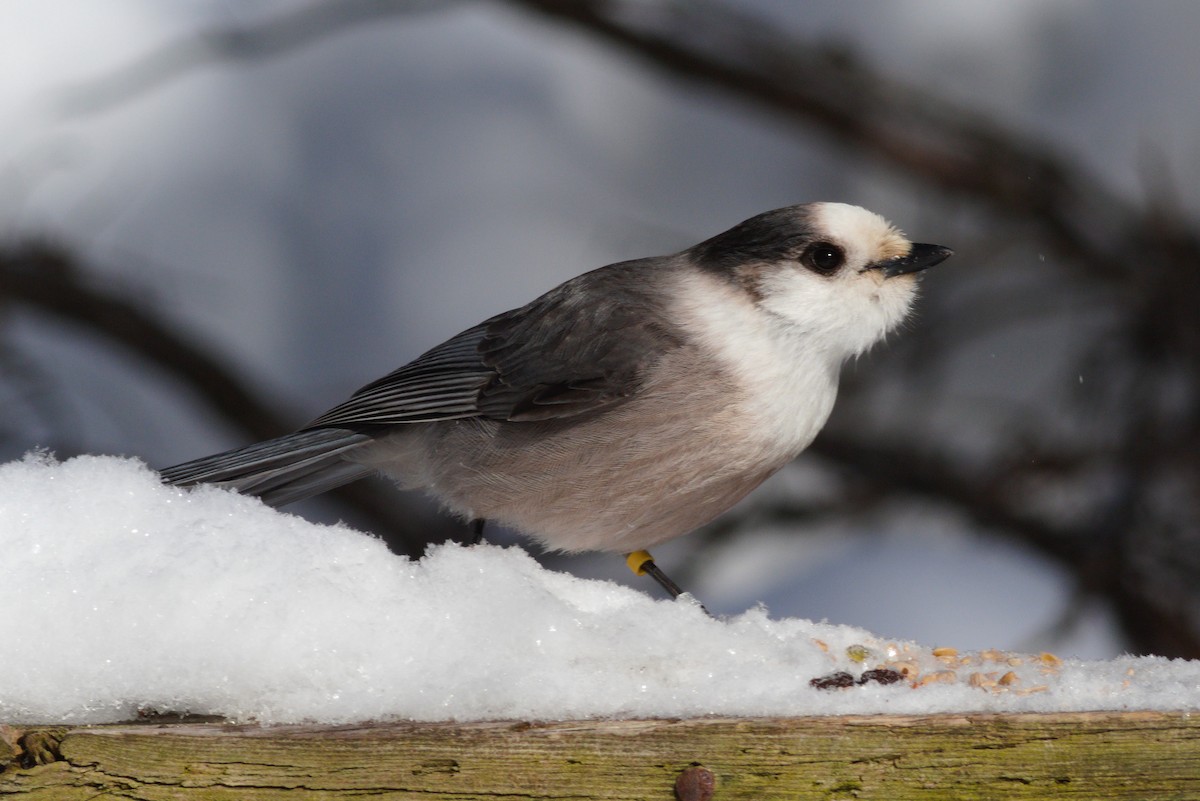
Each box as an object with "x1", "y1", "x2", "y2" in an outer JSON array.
[{"x1": 801, "y1": 242, "x2": 845, "y2": 275}]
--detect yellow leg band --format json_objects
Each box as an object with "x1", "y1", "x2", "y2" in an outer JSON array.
[{"x1": 626, "y1": 550, "x2": 655, "y2": 577}]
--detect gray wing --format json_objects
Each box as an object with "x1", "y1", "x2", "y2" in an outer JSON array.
[
  {"x1": 306, "y1": 258, "x2": 684, "y2": 430},
  {"x1": 304, "y1": 321, "x2": 495, "y2": 429}
]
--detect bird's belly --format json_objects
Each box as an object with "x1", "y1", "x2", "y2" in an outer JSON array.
[
  {"x1": 361, "y1": 340, "x2": 834, "y2": 554},
  {"x1": 413, "y1": 395, "x2": 791, "y2": 553}
]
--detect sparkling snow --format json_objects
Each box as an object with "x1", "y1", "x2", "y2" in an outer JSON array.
[{"x1": 1, "y1": 453, "x2": 1197, "y2": 724}]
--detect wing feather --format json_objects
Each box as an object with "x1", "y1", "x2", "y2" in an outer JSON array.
[{"x1": 305, "y1": 258, "x2": 684, "y2": 431}]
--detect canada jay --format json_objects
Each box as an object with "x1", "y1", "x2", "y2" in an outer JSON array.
[{"x1": 162, "y1": 202, "x2": 951, "y2": 597}]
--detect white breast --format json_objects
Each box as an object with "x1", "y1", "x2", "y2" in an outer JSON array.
[{"x1": 670, "y1": 272, "x2": 842, "y2": 464}]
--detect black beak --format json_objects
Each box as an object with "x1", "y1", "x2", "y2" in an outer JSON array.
[{"x1": 873, "y1": 243, "x2": 953, "y2": 278}]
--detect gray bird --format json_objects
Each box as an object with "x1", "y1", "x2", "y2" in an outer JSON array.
[{"x1": 161, "y1": 202, "x2": 951, "y2": 598}]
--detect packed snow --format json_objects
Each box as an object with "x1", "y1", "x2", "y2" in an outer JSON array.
[{"x1": 1, "y1": 453, "x2": 1197, "y2": 725}]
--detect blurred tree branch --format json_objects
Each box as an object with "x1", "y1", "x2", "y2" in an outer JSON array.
[
  {"x1": 56, "y1": 0, "x2": 450, "y2": 115},
  {"x1": 0, "y1": 240, "x2": 446, "y2": 557},
  {"x1": 1, "y1": 241, "x2": 285, "y2": 439},
  {"x1": 510, "y1": 0, "x2": 1200, "y2": 290}
]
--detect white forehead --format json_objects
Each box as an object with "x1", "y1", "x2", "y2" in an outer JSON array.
[{"x1": 810, "y1": 202, "x2": 910, "y2": 261}]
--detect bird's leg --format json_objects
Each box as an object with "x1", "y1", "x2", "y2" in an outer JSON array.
[
  {"x1": 626, "y1": 550, "x2": 684, "y2": 597},
  {"x1": 625, "y1": 550, "x2": 709, "y2": 614},
  {"x1": 470, "y1": 518, "x2": 486, "y2": 545}
]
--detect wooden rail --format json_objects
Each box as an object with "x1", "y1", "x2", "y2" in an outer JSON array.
[{"x1": 3, "y1": 712, "x2": 1198, "y2": 799}]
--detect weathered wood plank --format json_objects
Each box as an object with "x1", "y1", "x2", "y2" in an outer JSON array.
[{"x1": 2, "y1": 712, "x2": 1198, "y2": 799}]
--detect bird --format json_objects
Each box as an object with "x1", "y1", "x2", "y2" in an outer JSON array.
[{"x1": 161, "y1": 202, "x2": 951, "y2": 599}]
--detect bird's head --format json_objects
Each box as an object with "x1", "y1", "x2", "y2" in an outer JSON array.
[{"x1": 689, "y1": 201, "x2": 952, "y2": 359}]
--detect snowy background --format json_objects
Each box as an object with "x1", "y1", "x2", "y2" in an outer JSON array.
[{"x1": 4, "y1": 0, "x2": 1200, "y2": 675}]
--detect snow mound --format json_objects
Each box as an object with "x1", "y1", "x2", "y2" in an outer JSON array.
[{"x1": 1, "y1": 453, "x2": 1196, "y2": 724}]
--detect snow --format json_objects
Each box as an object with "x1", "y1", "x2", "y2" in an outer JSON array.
[{"x1": 1, "y1": 453, "x2": 1197, "y2": 725}]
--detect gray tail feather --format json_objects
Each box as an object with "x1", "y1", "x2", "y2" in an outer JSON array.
[{"x1": 159, "y1": 428, "x2": 375, "y2": 507}]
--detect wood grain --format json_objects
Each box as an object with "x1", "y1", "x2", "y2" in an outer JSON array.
[{"x1": 2, "y1": 713, "x2": 1198, "y2": 799}]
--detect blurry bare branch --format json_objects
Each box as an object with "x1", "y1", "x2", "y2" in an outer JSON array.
[
  {"x1": 1, "y1": 240, "x2": 285, "y2": 437},
  {"x1": 511, "y1": 1, "x2": 1200, "y2": 286},
  {"x1": 0, "y1": 239, "x2": 448, "y2": 556},
  {"x1": 56, "y1": 0, "x2": 451, "y2": 115}
]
